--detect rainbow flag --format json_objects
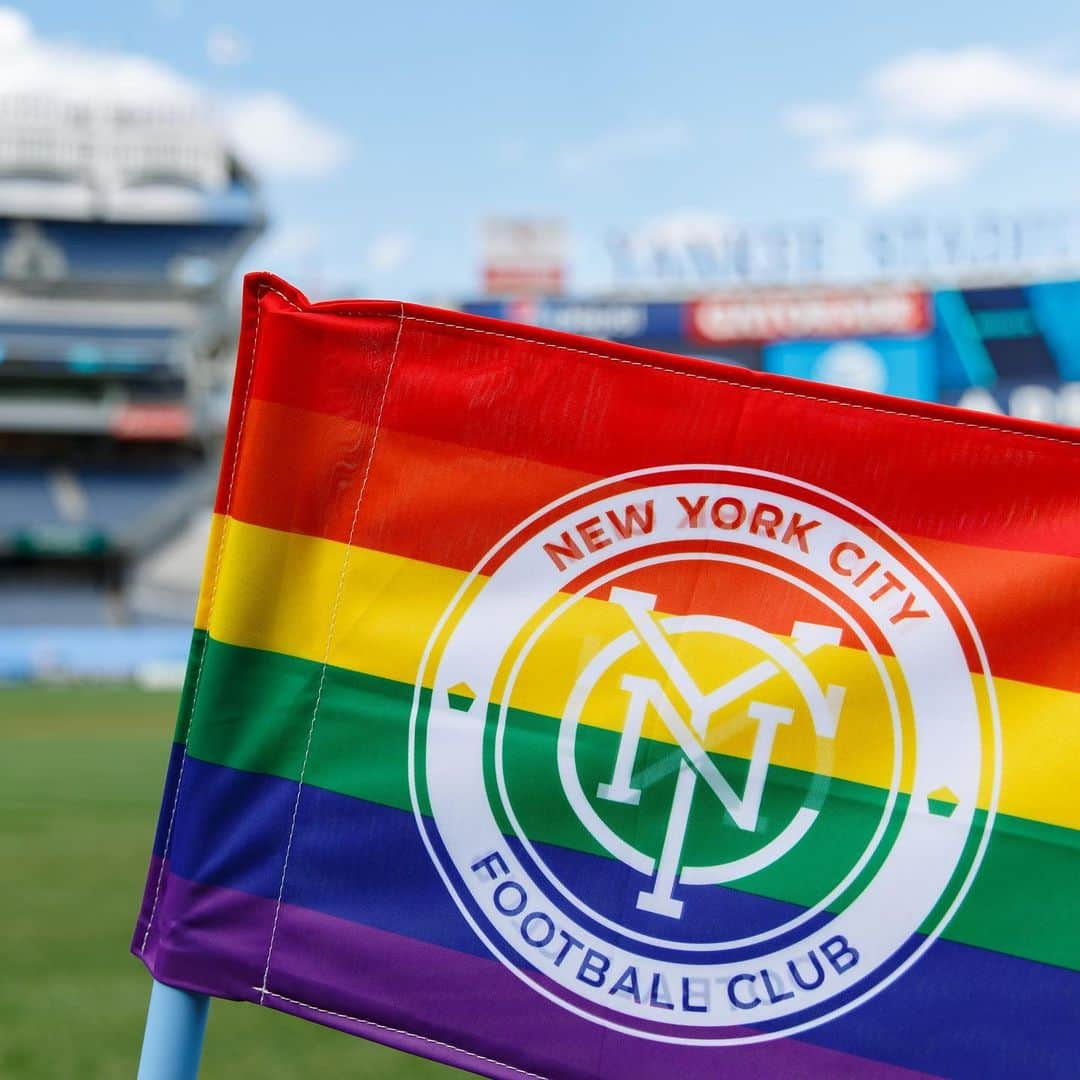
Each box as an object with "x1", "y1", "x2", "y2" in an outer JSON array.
[{"x1": 134, "y1": 273, "x2": 1080, "y2": 1077}]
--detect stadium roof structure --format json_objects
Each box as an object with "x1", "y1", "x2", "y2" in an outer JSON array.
[{"x1": 0, "y1": 92, "x2": 265, "y2": 226}]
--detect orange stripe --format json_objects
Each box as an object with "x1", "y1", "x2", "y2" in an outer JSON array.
[
  {"x1": 230, "y1": 396, "x2": 591, "y2": 563},
  {"x1": 906, "y1": 536, "x2": 1080, "y2": 697}
]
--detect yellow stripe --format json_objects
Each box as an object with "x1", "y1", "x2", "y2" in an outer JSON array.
[
  {"x1": 194, "y1": 512, "x2": 226, "y2": 631},
  {"x1": 198, "y1": 515, "x2": 1080, "y2": 832},
  {"x1": 199, "y1": 515, "x2": 463, "y2": 685}
]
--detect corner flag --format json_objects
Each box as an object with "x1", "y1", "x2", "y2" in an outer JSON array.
[{"x1": 135, "y1": 273, "x2": 1080, "y2": 1077}]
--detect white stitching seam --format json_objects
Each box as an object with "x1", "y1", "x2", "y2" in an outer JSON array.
[
  {"x1": 145, "y1": 288, "x2": 550, "y2": 1079},
  {"x1": 139, "y1": 283, "x2": 266, "y2": 955},
  {"x1": 254, "y1": 988, "x2": 547, "y2": 1079},
  {"x1": 258, "y1": 282, "x2": 1080, "y2": 451},
  {"x1": 258, "y1": 300, "x2": 406, "y2": 1003}
]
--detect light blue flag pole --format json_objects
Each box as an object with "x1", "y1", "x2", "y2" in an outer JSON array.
[{"x1": 137, "y1": 979, "x2": 210, "y2": 1079}]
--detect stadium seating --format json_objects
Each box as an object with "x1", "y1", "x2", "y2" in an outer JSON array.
[
  {"x1": 0, "y1": 218, "x2": 255, "y2": 285},
  {"x1": 75, "y1": 467, "x2": 190, "y2": 529},
  {"x1": 0, "y1": 320, "x2": 183, "y2": 370},
  {"x1": 0, "y1": 463, "x2": 204, "y2": 553},
  {"x1": 0, "y1": 467, "x2": 67, "y2": 532}
]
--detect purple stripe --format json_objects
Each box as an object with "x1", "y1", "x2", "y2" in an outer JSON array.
[{"x1": 133, "y1": 862, "x2": 928, "y2": 1079}]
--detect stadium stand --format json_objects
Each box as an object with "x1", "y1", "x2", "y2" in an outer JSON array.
[
  {"x1": 0, "y1": 92, "x2": 264, "y2": 673},
  {"x1": 127, "y1": 508, "x2": 213, "y2": 624},
  {"x1": 0, "y1": 319, "x2": 184, "y2": 371},
  {"x1": 0, "y1": 218, "x2": 256, "y2": 285},
  {"x1": 0, "y1": 466, "x2": 67, "y2": 532}
]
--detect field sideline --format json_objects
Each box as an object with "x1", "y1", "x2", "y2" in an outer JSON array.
[{"x1": 0, "y1": 684, "x2": 458, "y2": 1079}]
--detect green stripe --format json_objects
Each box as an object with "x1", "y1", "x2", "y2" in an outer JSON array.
[
  {"x1": 180, "y1": 630, "x2": 1080, "y2": 971},
  {"x1": 172, "y1": 628, "x2": 207, "y2": 744},
  {"x1": 488, "y1": 697, "x2": 905, "y2": 919}
]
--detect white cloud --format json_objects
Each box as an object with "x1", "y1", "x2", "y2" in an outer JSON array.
[
  {"x1": 811, "y1": 133, "x2": 986, "y2": 207},
  {"x1": 0, "y1": 6, "x2": 29, "y2": 48},
  {"x1": 871, "y1": 46, "x2": 1080, "y2": 125},
  {"x1": 0, "y1": 7, "x2": 349, "y2": 181},
  {"x1": 780, "y1": 45, "x2": 1079, "y2": 204},
  {"x1": 365, "y1": 230, "x2": 414, "y2": 274},
  {"x1": 221, "y1": 93, "x2": 349, "y2": 179},
  {"x1": 558, "y1": 121, "x2": 689, "y2": 176},
  {"x1": 0, "y1": 6, "x2": 198, "y2": 106},
  {"x1": 207, "y1": 26, "x2": 250, "y2": 67},
  {"x1": 783, "y1": 103, "x2": 854, "y2": 138}
]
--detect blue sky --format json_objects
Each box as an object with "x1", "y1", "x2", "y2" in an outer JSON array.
[{"x1": 14, "y1": 1, "x2": 1080, "y2": 299}]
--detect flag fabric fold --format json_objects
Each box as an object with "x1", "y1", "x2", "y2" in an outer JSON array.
[{"x1": 134, "y1": 272, "x2": 1080, "y2": 1078}]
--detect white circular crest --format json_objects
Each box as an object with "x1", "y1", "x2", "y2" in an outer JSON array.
[{"x1": 409, "y1": 467, "x2": 998, "y2": 1044}]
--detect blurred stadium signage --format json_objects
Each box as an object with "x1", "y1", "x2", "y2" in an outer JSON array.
[
  {"x1": 948, "y1": 381, "x2": 1080, "y2": 427},
  {"x1": 608, "y1": 221, "x2": 826, "y2": 288},
  {"x1": 764, "y1": 337, "x2": 937, "y2": 401},
  {"x1": 481, "y1": 217, "x2": 567, "y2": 296},
  {"x1": 689, "y1": 289, "x2": 930, "y2": 344},
  {"x1": 609, "y1": 211, "x2": 1080, "y2": 288},
  {"x1": 507, "y1": 299, "x2": 648, "y2": 338},
  {"x1": 464, "y1": 298, "x2": 683, "y2": 342},
  {"x1": 110, "y1": 402, "x2": 193, "y2": 441},
  {"x1": 10, "y1": 525, "x2": 108, "y2": 557},
  {"x1": 866, "y1": 213, "x2": 1080, "y2": 280}
]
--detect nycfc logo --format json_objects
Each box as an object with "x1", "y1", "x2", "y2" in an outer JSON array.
[
  {"x1": 410, "y1": 467, "x2": 999, "y2": 1044},
  {"x1": 562, "y1": 588, "x2": 843, "y2": 921}
]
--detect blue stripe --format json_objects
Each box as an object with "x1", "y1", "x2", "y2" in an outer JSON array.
[
  {"x1": 504, "y1": 830, "x2": 836, "y2": 962},
  {"x1": 165, "y1": 748, "x2": 484, "y2": 956},
  {"x1": 163, "y1": 753, "x2": 1080, "y2": 1077},
  {"x1": 151, "y1": 742, "x2": 185, "y2": 857}
]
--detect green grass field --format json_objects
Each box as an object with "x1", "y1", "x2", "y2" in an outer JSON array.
[{"x1": 1, "y1": 685, "x2": 460, "y2": 1079}]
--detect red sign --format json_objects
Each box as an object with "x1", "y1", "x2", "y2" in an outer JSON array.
[
  {"x1": 483, "y1": 265, "x2": 563, "y2": 296},
  {"x1": 481, "y1": 217, "x2": 566, "y2": 297},
  {"x1": 111, "y1": 402, "x2": 193, "y2": 440},
  {"x1": 688, "y1": 289, "x2": 931, "y2": 344}
]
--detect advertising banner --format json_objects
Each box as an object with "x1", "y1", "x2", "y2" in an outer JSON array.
[
  {"x1": 688, "y1": 290, "x2": 931, "y2": 345},
  {"x1": 763, "y1": 337, "x2": 937, "y2": 401},
  {"x1": 462, "y1": 299, "x2": 683, "y2": 344},
  {"x1": 481, "y1": 218, "x2": 567, "y2": 297}
]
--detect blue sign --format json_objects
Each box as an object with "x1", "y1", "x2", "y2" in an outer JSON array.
[
  {"x1": 460, "y1": 301, "x2": 507, "y2": 321},
  {"x1": 763, "y1": 336, "x2": 937, "y2": 401},
  {"x1": 460, "y1": 300, "x2": 682, "y2": 343},
  {"x1": 1027, "y1": 281, "x2": 1080, "y2": 381}
]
